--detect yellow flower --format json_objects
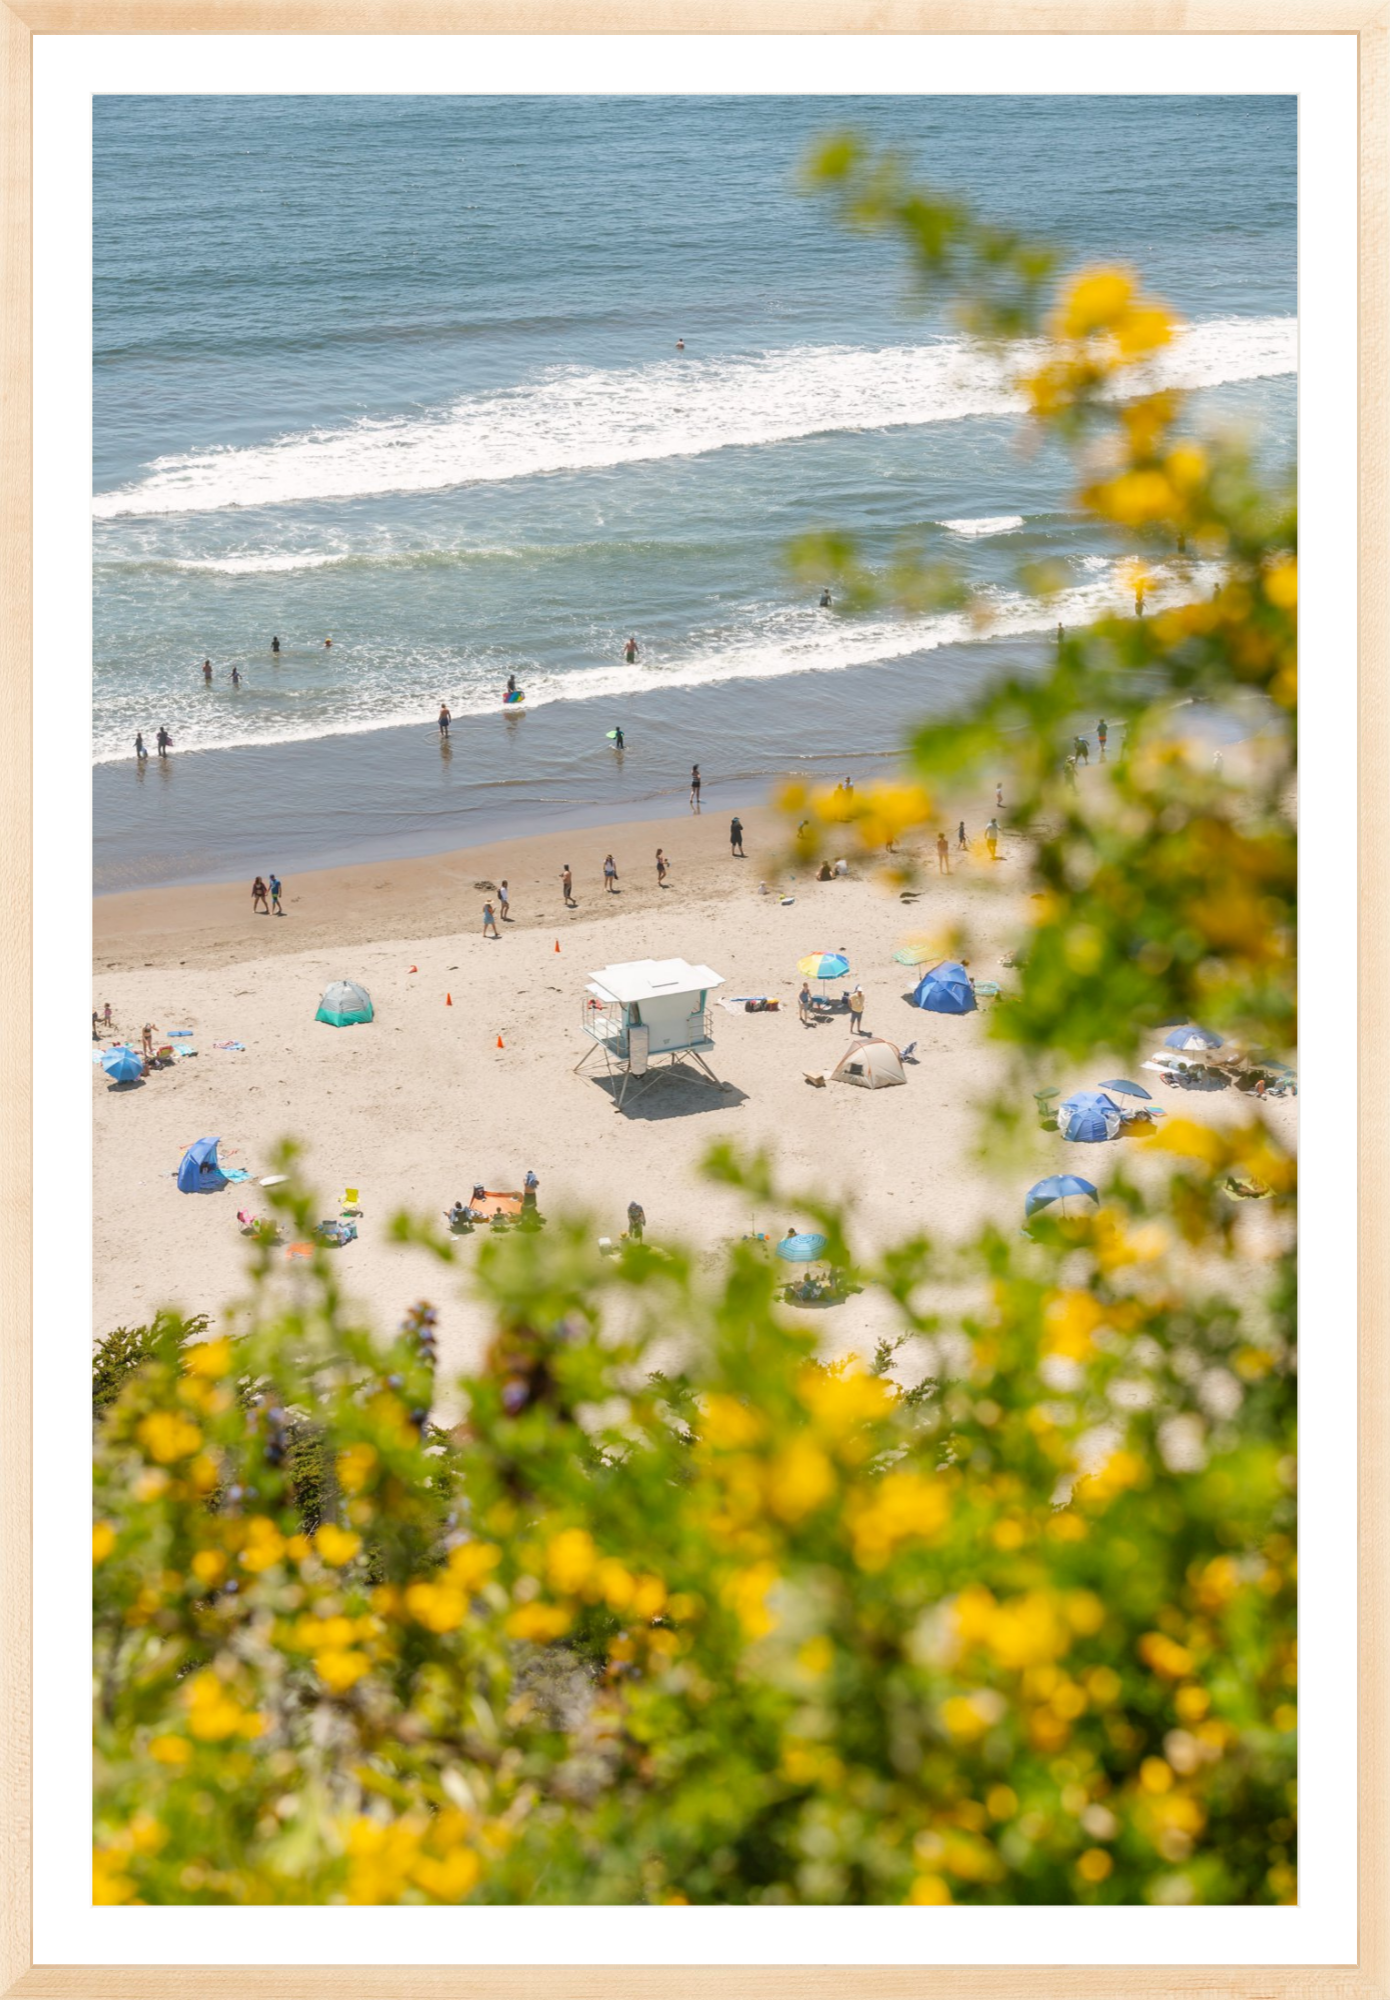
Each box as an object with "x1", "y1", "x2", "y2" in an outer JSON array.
[
  {"x1": 722, "y1": 1561, "x2": 780, "y2": 1640},
  {"x1": 93, "y1": 1847, "x2": 136, "y2": 1905},
  {"x1": 1264, "y1": 557, "x2": 1297, "y2": 608},
  {"x1": 505, "y1": 1601, "x2": 572, "y2": 1644},
  {"x1": 1140, "y1": 1756, "x2": 1174, "y2": 1793},
  {"x1": 315, "y1": 1523, "x2": 362, "y2": 1566},
  {"x1": 906, "y1": 1872, "x2": 953, "y2": 1905},
  {"x1": 336, "y1": 1442, "x2": 379, "y2": 1494},
  {"x1": 766, "y1": 1437, "x2": 835, "y2": 1523},
  {"x1": 183, "y1": 1669, "x2": 256, "y2": 1743},
  {"x1": 845, "y1": 1470, "x2": 948, "y2": 1569},
  {"x1": 148, "y1": 1734, "x2": 191, "y2": 1766},
  {"x1": 1139, "y1": 1632, "x2": 1195, "y2": 1680},
  {"x1": 546, "y1": 1528, "x2": 598, "y2": 1595},
  {"x1": 412, "y1": 1848, "x2": 481, "y2": 1902},
  {"x1": 185, "y1": 1336, "x2": 234, "y2": 1379},
  {"x1": 1044, "y1": 1289, "x2": 1104, "y2": 1360},
  {"x1": 191, "y1": 1548, "x2": 227, "y2": 1586},
  {"x1": 1059, "y1": 267, "x2": 1135, "y2": 339},
  {"x1": 239, "y1": 1515, "x2": 287, "y2": 1574},
  {"x1": 136, "y1": 1411, "x2": 203, "y2": 1465},
  {"x1": 699, "y1": 1394, "x2": 766, "y2": 1450},
  {"x1": 798, "y1": 1363, "x2": 894, "y2": 1440},
  {"x1": 404, "y1": 1581, "x2": 466, "y2": 1633},
  {"x1": 92, "y1": 1522, "x2": 116, "y2": 1564},
  {"x1": 447, "y1": 1541, "x2": 501, "y2": 1590},
  {"x1": 1077, "y1": 1847, "x2": 1114, "y2": 1884},
  {"x1": 315, "y1": 1648, "x2": 370, "y2": 1694}
]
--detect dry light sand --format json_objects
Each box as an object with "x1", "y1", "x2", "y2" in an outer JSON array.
[{"x1": 93, "y1": 788, "x2": 1295, "y2": 1397}]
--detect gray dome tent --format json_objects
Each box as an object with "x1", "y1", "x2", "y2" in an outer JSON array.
[{"x1": 315, "y1": 979, "x2": 374, "y2": 1027}]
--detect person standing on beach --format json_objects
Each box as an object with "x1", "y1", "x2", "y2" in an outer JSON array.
[
  {"x1": 730, "y1": 815, "x2": 744, "y2": 856},
  {"x1": 438, "y1": 703, "x2": 451, "y2": 738},
  {"x1": 498, "y1": 880, "x2": 511, "y2": 922},
  {"x1": 798, "y1": 980, "x2": 813, "y2": 1023},
  {"x1": 624, "y1": 636, "x2": 639, "y2": 665},
  {"x1": 985, "y1": 819, "x2": 999, "y2": 860},
  {"x1": 561, "y1": 864, "x2": 575, "y2": 907},
  {"x1": 269, "y1": 872, "x2": 283, "y2": 915},
  {"x1": 202, "y1": 660, "x2": 212, "y2": 685},
  {"x1": 689, "y1": 765, "x2": 702, "y2": 813},
  {"x1": 156, "y1": 727, "x2": 172, "y2": 758},
  {"x1": 1097, "y1": 717, "x2": 1108, "y2": 761},
  {"x1": 627, "y1": 1200, "x2": 646, "y2": 1241},
  {"x1": 936, "y1": 832, "x2": 950, "y2": 874},
  {"x1": 252, "y1": 875, "x2": 269, "y2": 914},
  {"x1": 656, "y1": 849, "x2": 669, "y2": 887},
  {"x1": 134, "y1": 732, "x2": 148, "y2": 762},
  {"x1": 957, "y1": 820, "x2": 967, "y2": 850},
  {"x1": 483, "y1": 900, "x2": 500, "y2": 938},
  {"x1": 848, "y1": 985, "x2": 866, "y2": 1036},
  {"x1": 603, "y1": 854, "x2": 619, "y2": 894}
]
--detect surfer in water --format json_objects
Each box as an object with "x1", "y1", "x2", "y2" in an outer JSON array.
[
  {"x1": 613, "y1": 725, "x2": 625, "y2": 750},
  {"x1": 624, "y1": 636, "x2": 639, "y2": 664}
]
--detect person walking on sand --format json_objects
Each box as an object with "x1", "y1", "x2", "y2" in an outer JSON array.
[
  {"x1": 103, "y1": 1001, "x2": 113, "y2": 1029},
  {"x1": 627, "y1": 1199, "x2": 646, "y2": 1242},
  {"x1": 269, "y1": 872, "x2": 283, "y2": 915},
  {"x1": 656, "y1": 849, "x2": 669, "y2": 887},
  {"x1": 561, "y1": 864, "x2": 575, "y2": 908},
  {"x1": 134, "y1": 731, "x2": 148, "y2": 762},
  {"x1": 498, "y1": 879, "x2": 511, "y2": 922},
  {"x1": 624, "y1": 636, "x2": 639, "y2": 665},
  {"x1": 957, "y1": 820, "x2": 967, "y2": 851},
  {"x1": 438, "y1": 703, "x2": 451, "y2": 738},
  {"x1": 689, "y1": 764, "x2": 702, "y2": 813},
  {"x1": 730, "y1": 814, "x2": 744, "y2": 857},
  {"x1": 483, "y1": 899, "x2": 500, "y2": 938},
  {"x1": 936, "y1": 832, "x2": 950, "y2": 874},
  {"x1": 986, "y1": 819, "x2": 999, "y2": 860},
  {"x1": 848, "y1": 985, "x2": 866, "y2": 1035},
  {"x1": 1074, "y1": 734, "x2": 1089, "y2": 766},
  {"x1": 1097, "y1": 717, "x2": 1108, "y2": 761},
  {"x1": 252, "y1": 875, "x2": 269, "y2": 914},
  {"x1": 603, "y1": 853, "x2": 619, "y2": 894},
  {"x1": 156, "y1": 727, "x2": 172, "y2": 758}
]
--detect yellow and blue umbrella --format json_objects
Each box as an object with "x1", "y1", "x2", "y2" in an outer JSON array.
[{"x1": 797, "y1": 953, "x2": 849, "y2": 983}]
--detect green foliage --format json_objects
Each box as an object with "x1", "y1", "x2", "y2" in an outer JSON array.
[{"x1": 93, "y1": 1312, "x2": 209, "y2": 1419}]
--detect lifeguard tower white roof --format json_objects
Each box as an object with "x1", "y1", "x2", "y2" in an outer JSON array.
[{"x1": 586, "y1": 958, "x2": 724, "y2": 1006}]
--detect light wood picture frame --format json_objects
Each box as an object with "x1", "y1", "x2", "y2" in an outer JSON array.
[{"x1": 3, "y1": 5, "x2": 1386, "y2": 1993}]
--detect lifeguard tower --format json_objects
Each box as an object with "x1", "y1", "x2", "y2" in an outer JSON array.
[{"x1": 576, "y1": 958, "x2": 726, "y2": 1111}]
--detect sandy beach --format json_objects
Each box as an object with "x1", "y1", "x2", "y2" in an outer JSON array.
[{"x1": 92, "y1": 783, "x2": 1295, "y2": 1408}]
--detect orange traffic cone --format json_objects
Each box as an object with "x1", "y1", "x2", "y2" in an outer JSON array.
[
  {"x1": 408, "y1": 964, "x2": 418, "y2": 973},
  {"x1": 446, "y1": 993, "x2": 453, "y2": 1006},
  {"x1": 554, "y1": 939, "x2": 560, "y2": 953},
  {"x1": 496, "y1": 1034, "x2": 505, "y2": 1049}
]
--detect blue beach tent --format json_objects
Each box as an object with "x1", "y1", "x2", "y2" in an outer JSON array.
[
  {"x1": 1164, "y1": 1024, "x2": 1223, "y2": 1052},
  {"x1": 910, "y1": 961, "x2": 977, "y2": 1014},
  {"x1": 1057, "y1": 1091, "x2": 1124, "y2": 1143},
  {"x1": 177, "y1": 1136, "x2": 227, "y2": 1194}
]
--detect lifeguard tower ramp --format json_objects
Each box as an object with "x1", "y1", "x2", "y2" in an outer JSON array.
[{"x1": 576, "y1": 958, "x2": 726, "y2": 1112}]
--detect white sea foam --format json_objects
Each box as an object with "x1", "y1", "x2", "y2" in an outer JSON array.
[
  {"x1": 91, "y1": 559, "x2": 1218, "y2": 764},
  {"x1": 168, "y1": 551, "x2": 350, "y2": 575},
  {"x1": 940, "y1": 515, "x2": 1025, "y2": 537},
  {"x1": 92, "y1": 317, "x2": 1296, "y2": 521}
]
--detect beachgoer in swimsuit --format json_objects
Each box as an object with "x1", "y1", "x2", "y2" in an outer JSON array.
[
  {"x1": 202, "y1": 660, "x2": 212, "y2": 684},
  {"x1": 627, "y1": 1200, "x2": 646, "y2": 1241},
  {"x1": 230, "y1": 666, "x2": 241, "y2": 687},
  {"x1": 624, "y1": 637, "x2": 638, "y2": 665},
  {"x1": 730, "y1": 816, "x2": 744, "y2": 856},
  {"x1": 135, "y1": 732, "x2": 147, "y2": 761},
  {"x1": 271, "y1": 636, "x2": 280, "y2": 654},
  {"x1": 689, "y1": 765, "x2": 701, "y2": 813},
  {"x1": 156, "y1": 727, "x2": 172, "y2": 757},
  {"x1": 561, "y1": 864, "x2": 575, "y2": 907},
  {"x1": 269, "y1": 873, "x2": 283, "y2": 914},
  {"x1": 252, "y1": 876, "x2": 269, "y2": 914},
  {"x1": 603, "y1": 854, "x2": 618, "y2": 894},
  {"x1": 656, "y1": 849, "x2": 669, "y2": 886},
  {"x1": 439, "y1": 703, "x2": 451, "y2": 737}
]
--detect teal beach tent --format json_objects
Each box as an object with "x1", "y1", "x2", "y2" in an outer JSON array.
[{"x1": 316, "y1": 979, "x2": 374, "y2": 1027}]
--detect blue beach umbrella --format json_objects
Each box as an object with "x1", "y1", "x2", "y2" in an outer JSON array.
[
  {"x1": 777, "y1": 1232, "x2": 830, "y2": 1263},
  {"x1": 102, "y1": 1046, "x2": 143, "y2": 1084},
  {"x1": 1099, "y1": 1078, "x2": 1152, "y2": 1100},
  {"x1": 910, "y1": 961, "x2": 977, "y2": 1015},
  {"x1": 1057, "y1": 1091, "x2": 1124, "y2": 1143},
  {"x1": 1025, "y1": 1174, "x2": 1099, "y2": 1220},
  {"x1": 1164, "y1": 1025, "x2": 1223, "y2": 1051}
]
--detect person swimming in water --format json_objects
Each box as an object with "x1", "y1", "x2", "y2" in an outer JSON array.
[
  {"x1": 675, "y1": 338, "x2": 685, "y2": 351},
  {"x1": 230, "y1": 665, "x2": 241, "y2": 687},
  {"x1": 325, "y1": 636, "x2": 333, "y2": 648}
]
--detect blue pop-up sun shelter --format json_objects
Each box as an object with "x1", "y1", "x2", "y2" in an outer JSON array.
[
  {"x1": 177, "y1": 1136, "x2": 227, "y2": 1193},
  {"x1": 910, "y1": 961, "x2": 977, "y2": 1014},
  {"x1": 1057, "y1": 1092, "x2": 1124, "y2": 1143}
]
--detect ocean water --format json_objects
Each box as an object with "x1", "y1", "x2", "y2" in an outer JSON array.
[{"x1": 93, "y1": 95, "x2": 1296, "y2": 886}]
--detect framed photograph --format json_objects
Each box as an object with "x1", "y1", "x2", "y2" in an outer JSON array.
[{"x1": 1, "y1": 6, "x2": 1385, "y2": 1995}]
